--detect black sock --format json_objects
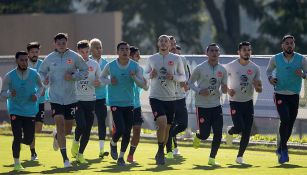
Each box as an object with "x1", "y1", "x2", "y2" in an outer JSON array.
[
  {"x1": 55, "y1": 133, "x2": 58, "y2": 140},
  {"x1": 30, "y1": 148, "x2": 36, "y2": 156},
  {"x1": 60, "y1": 148, "x2": 69, "y2": 162},
  {"x1": 129, "y1": 145, "x2": 137, "y2": 156},
  {"x1": 173, "y1": 137, "x2": 178, "y2": 148},
  {"x1": 158, "y1": 142, "x2": 164, "y2": 154}
]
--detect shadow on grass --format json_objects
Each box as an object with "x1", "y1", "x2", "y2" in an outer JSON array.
[
  {"x1": 0, "y1": 170, "x2": 35, "y2": 175},
  {"x1": 226, "y1": 163, "x2": 257, "y2": 169},
  {"x1": 94, "y1": 162, "x2": 142, "y2": 173},
  {"x1": 166, "y1": 155, "x2": 187, "y2": 165},
  {"x1": 269, "y1": 164, "x2": 306, "y2": 169},
  {"x1": 192, "y1": 164, "x2": 225, "y2": 170}
]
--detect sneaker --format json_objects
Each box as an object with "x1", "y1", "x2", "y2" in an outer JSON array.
[
  {"x1": 14, "y1": 163, "x2": 24, "y2": 171},
  {"x1": 117, "y1": 157, "x2": 126, "y2": 166},
  {"x1": 226, "y1": 126, "x2": 234, "y2": 145},
  {"x1": 166, "y1": 152, "x2": 174, "y2": 159},
  {"x1": 236, "y1": 157, "x2": 245, "y2": 164},
  {"x1": 155, "y1": 152, "x2": 165, "y2": 165},
  {"x1": 64, "y1": 160, "x2": 72, "y2": 168},
  {"x1": 53, "y1": 130, "x2": 59, "y2": 151},
  {"x1": 110, "y1": 142, "x2": 118, "y2": 160},
  {"x1": 173, "y1": 147, "x2": 181, "y2": 155},
  {"x1": 208, "y1": 157, "x2": 220, "y2": 166},
  {"x1": 76, "y1": 154, "x2": 88, "y2": 164},
  {"x1": 127, "y1": 154, "x2": 136, "y2": 163},
  {"x1": 31, "y1": 155, "x2": 39, "y2": 161},
  {"x1": 99, "y1": 150, "x2": 109, "y2": 158},
  {"x1": 279, "y1": 149, "x2": 289, "y2": 164},
  {"x1": 193, "y1": 134, "x2": 200, "y2": 149},
  {"x1": 71, "y1": 141, "x2": 79, "y2": 158}
]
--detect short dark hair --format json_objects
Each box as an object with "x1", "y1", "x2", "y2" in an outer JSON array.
[
  {"x1": 54, "y1": 33, "x2": 68, "y2": 42},
  {"x1": 176, "y1": 45, "x2": 181, "y2": 50},
  {"x1": 117, "y1": 41, "x2": 129, "y2": 51},
  {"x1": 27, "y1": 42, "x2": 41, "y2": 52},
  {"x1": 15, "y1": 51, "x2": 28, "y2": 59},
  {"x1": 77, "y1": 40, "x2": 89, "y2": 49},
  {"x1": 169, "y1": 35, "x2": 175, "y2": 40},
  {"x1": 238, "y1": 41, "x2": 251, "y2": 50},
  {"x1": 282, "y1": 35, "x2": 295, "y2": 43},
  {"x1": 206, "y1": 43, "x2": 219, "y2": 52},
  {"x1": 130, "y1": 46, "x2": 139, "y2": 57}
]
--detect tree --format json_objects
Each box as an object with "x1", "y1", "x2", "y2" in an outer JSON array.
[
  {"x1": 85, "y1": 0, "x2": 206, "y2": 54},
  {"x1": 203, "y1": 0, "x2": 264, "y2": 54}
]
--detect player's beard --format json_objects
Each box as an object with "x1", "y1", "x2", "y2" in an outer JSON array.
[
  {"x1": 29, "y1": 56, "x2": 38, "y2": 63},
  {"x1": 284, "y1": 48, "x2": 294, "y2": 55},
  {"x1": 18, "y1": 65, "x2": 27, "y2": 71},
  {"x1": 242, "y1": 56, "x2": 250, "y2": 60}
]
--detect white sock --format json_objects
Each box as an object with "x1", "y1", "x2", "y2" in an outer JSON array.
[
  {"x1": 99, "y1": 140, "x2": 105, "y2": 151},
  {"x1": 110, "y1": 140, "x2": 116, "y2": 146},
  {"x1": 119, "y1": 151, "x2": 125, "y2": 158},
  {"x1": 14, "y1": 158, "x2": 20, "y2": 165}
]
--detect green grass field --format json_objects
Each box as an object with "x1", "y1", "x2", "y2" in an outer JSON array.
[{"x1": 1, "y1": 134, "x2": 307, "y2": 175}]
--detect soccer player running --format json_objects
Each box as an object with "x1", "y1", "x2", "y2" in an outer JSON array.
[
  {"x1": 26, "y1": 42, "x2": 46, "y2": 161},
  {"x1": 165, "y1": 36, "x2": 190, "y2": 158},
  {"x1": 189, "y1": 43, "x2": 227, "y2": 166},
  {"x1": 39, "y1": 33, "x2": 88, "y2": 167},
  {"x1": 89, "y1": 38, "x2": 109, "y2": 158},
  {"x1": 71, "y1": 40, "x2": 101, "y2": 164},
  {"x1": 144, "y1": 35, "x2": 186, "y2": 165},
  {"x1": 0, "y1": 51, "x2": 43, "y2": 171},
  {"x1": 266, "y1": 35, "x2": 307, "y2": 164},
  {"x1": 100, "y1": 41, "x2": 146, "y2": 166},
  {"x1": 127, "y1": 46, "x2": 149, "y2": 163},
  {"x1": 225, "y1": 41, "x2": 262, "y2": 164}
]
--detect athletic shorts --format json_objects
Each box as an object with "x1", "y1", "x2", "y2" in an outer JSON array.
[
  {"x1": 50, "y1": 103, "x2": 77, "y2": 120},
  {"x1": 35, "y1": 103, "x2": 45, "y2": 123},
  {"x1": 133, "y1": 107, "x2": 144, "y2": 126},
  {"x1": 149, "y1": 98, "x2": 175, "y2": 125}
]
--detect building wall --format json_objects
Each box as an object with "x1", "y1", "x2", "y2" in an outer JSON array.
[{"x1": 0, "y1": 12, "x2": 122, "y2": 55}]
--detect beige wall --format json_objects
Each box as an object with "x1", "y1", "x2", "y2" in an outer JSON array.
[{"x1": 0, "y1": 12, "x2": 122, "y2": 55}]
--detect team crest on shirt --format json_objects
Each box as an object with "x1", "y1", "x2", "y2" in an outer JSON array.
[
  {"x1": 52, "y1": 109, "x2": 55, "y2": 114},
  {"x1": 153, "y1": 111, "x2": 158, "y2": 117},
  {"x1": 67, "y1": 59, "x2": 73, "y2": 64},
  {"x1": 11, "y1": 115, "x2": 16, "y2": 120},
  {"x1": 247, "y1": 69, "x2": 253, "y2": 75},
  {"x1": 199, "y1": 117, "x2": 204, "y2": 123},
  {"x1": 217, "y1": 71, "x2": 223, "y2": 77},
  {"x1": 277, "y1": 100, "x2": 282, "y2": 105},
  {"x1": 168, "y1": 61, "x2": 174, "y2": 66},
  {"x1": 88, "y1": 66, "x2": 94, "y2": 72}
]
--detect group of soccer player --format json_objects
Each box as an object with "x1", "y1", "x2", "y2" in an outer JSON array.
[{"x1": 0, "y1": 33, "x2": 306, "y2": 171}]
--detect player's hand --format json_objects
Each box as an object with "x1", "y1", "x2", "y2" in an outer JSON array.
[
  {"x1": 41, "y1": 88, "x2": 45, "y2": 96},
  {"x1": 31, "y1": 94, "x2": 37, "y2": 102},
  {"x1": 11, "y1": 89, "x2": 16, "y2": 97},
  {"x1": 199, "y1": 88, "x2": 210, "y2": 96},
  {"x1": 64, "y1": 72, "x2": 73, "y2": 81},
  {"x1": 295, "y1": 69, "x2": 305, "y2": 78},
  {"x1": 269, "y1": 77, "x2": 278, "y2": 86},
  {"x1": 166, "y1": 73, "x2": 173, "y2": 80},
  {"x1": 130, "y1": 70, "x2": 136, "y2": 77},
  {"x1": 150, "y1": 69, "x2": 157, "y2": 79},
  {"x1": 44, "y1": 76, "x2": 49, "y2": 85},
  {"x1": 227, "y1": 88, "x2": 236, "y2": 97},
  {"x1": 111, "y1": 77, "x2": 117, "y2": 85},
  {"x1": 180, "y1": 82, "x2": 189, "y2": 92},
  {"x1": 93, "y1": 79, "x2": 101, "y2": 87},
  {"x1": 253, "y1": 79, "x2": 262, "y2": 92}
]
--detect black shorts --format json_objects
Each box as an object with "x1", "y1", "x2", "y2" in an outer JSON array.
[
  {"x1": 35, "y1": 103, "x2": 45, "y2": 123},
  {"x1": 50, "y1": 103, "x2": 77, "y2": 120},
  {"x1": 149, "y1": 98, "x2": 176, "y2": 125},
  {"x1": 133, "y1": 107, "x2": 144, "y2": 126}
]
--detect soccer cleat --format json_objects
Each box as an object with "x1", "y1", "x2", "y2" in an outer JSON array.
[
  {"x1": 155, "y1": 152, "x2": 165, "y2": 165},
  {"x1": 173, "y1": 147, "x2": 181, "y2": 155},
  {"x1": 52, "y1": 130, "x2": 59, "y2": 151},
  {"x1": 226, "y1": 126, "x2": 234, "y2": 145},
  {"x1": 110, "y1": 142, "x2": 118, "y2": 160},
  {"x1": 64, "y1": 160, "x2": 72, "y2": 168},
  {"x1": 127, "y1": 154, "x2": 136, "y2": 163},
  {"x1": 279, "y1": 150, "x2": 289, "y2": 164},
  {"x1": 166, "y1": 152, "x2": 174, "y2": 159},
  {"x1": 76, "y1": 154, "x2": 88, "y2": 164},
  {"x1": 236, "y1": 157, "x2": 245, "y2": 164},
  {"x1": 31, "y1": 155, "x2": 39, "y2": 161},
  {"x1": 193, "y1": 134, "x2": 200, "y2": 149},
  {"x1": 117, "y1": 157, "x2": 126, "y2": 166},
  {"x1": 208, "y1": 157, "x2": 220, "y2": 166},
  {"x1": 71, "y1": 141, "x2": 79, "y2": 158},
  {"x1": 99, "y1": 150, "x2": 109, "y2": 158},
  {"x1": 14, "y1": 163, "x2": 24, "y2": 171}
]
